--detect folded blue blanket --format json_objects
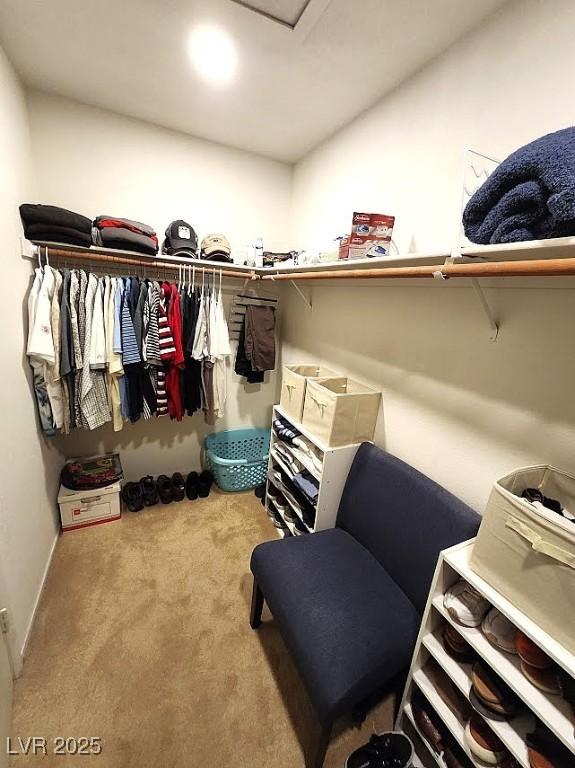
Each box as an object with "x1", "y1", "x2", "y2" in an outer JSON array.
[{"x1": 463, "y1": 127, "x2": 575, "y2": 244}]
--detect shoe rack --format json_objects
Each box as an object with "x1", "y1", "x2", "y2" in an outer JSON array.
[
  {"x1": 264, "y1": 404, "x2": 361, "y2": 537},
  {"x1": 395, "y1": 539, "x2": 575, "y2": 768}
]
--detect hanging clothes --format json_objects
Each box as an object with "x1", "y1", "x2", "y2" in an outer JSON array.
[
  {"x1": 27, "y1": 267, "x2": 55, "y2": 435},
  {"x1": 80, "y1": 273, "x2": 111, "y2": 430}
]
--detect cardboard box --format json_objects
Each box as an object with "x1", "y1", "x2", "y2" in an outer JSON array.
[{"x1": 340, "y1": 212, "x2": 395, "y2": 259}]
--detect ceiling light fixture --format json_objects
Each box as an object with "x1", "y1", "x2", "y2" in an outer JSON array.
[{"x1": 188, "y1": 26, "x2": 238, "y2": 86}]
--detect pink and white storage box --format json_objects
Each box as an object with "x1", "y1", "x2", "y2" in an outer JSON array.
[{"x1": 58, "y1": 481, "x2": 122, "y2": 532}]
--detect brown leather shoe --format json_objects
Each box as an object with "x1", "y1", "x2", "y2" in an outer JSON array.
[
  {"x1": 471, "y1": 662, "x2": 520, "y2": 719},
  {"x1": 515, "y1": 631, "x2": 553, "y2": 669}
]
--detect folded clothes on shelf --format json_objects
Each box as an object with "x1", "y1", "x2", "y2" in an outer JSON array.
[
  {"x1": 93, "y1": 215, "x2": 158, "y2": 255},
  {"x1": 292, "y1": 471, "x2": 319, "y2": 504},
  {"x1": 463, "y1": 127, "x2": 575, "y2": 245},
  {"x1": 273, "y1": 416, "x2": 301, "y2": 443},
  {"x1": 20, "y1": 203, "x2": 93, "y2": 246}
]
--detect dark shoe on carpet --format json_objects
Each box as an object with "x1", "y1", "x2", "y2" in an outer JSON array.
[
  {"x1": 198, "y1": 470, "x2": 214, "y2": 498},
  {"x1": 185, "y1": 471, "x2": 199, "y2": 500},
  {"x1": 171, "y1": 472, "x2": 186, "y2": 502},
  {"x1": 345, "y1": 732, "x2": 413, "y2": 768},
  {"x1": 254, "y1": 483, "x2": 266, "y2": 499},
  {"x1": 122, "y1": 482, "x2": 144, "y2": 512},
  {"x1": 140, "y1": 476, "x2": 158, "y2": 506},
  {"x1": 157, "y1": 475, "x2": 173, "y2": 504}
]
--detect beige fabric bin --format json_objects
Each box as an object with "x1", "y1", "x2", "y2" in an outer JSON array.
[
  {"x1": 280, "y1": 365, "x2": 339, "y2": 422},
  {"x1": 470, "y1": 465, "x2": 575, "y2": 654},
  {"x1": 302, "y1": 377, "x2": 381, "y2": 448}
]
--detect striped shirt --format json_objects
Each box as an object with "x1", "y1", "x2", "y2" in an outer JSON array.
[
  {"x1": 121, "y1": 281, "x2": 141, "y2": 365},
  {"x1": 156, "y1": 367, "x2": 168, "y2": 416},
  {"x1": 158, "y1": 283, "x2": 176, "y2": 361}
]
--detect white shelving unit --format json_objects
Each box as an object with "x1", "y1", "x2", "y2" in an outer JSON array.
[
  {"x1": 264, "y1": 404, "x2": 361, "y2": 537},
  {"x1": 396, "y1": 539, "x2": 575, "y2": 768}
]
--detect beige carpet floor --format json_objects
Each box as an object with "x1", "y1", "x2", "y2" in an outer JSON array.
[{"x1": 11, "y1": 490, "x2": 393, "y2": 768}]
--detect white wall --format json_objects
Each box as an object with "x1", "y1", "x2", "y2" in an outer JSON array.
[
  {"x1": 285, "y1": 0, "x2": 575, "y2": 512},
  {"x1": 27, "y1": 92, "x2": 292, "y2": 478},
  {"x1": 0, "y1": 49, "x2": 61, "y2": 655}
]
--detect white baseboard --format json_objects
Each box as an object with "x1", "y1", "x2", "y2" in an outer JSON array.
[{"x1": 19, "y1": 532, "x2": 59, "y2": 661}]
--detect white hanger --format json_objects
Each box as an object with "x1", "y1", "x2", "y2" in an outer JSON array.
[{"x1": 45, "y1": 246, "x2": 50, "y2": 267}]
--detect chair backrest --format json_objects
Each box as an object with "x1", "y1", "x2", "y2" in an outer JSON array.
[{"x1": 336, "y1": 444, "x2": 480, "y2": 614}]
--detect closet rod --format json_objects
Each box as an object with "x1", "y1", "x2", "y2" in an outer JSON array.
[
  {"x1": 261, "y1": 257, "x2": 575, "y2": 281},
  {"x1": 40, "y1": 246, "x2": 258, "y2": 281}
]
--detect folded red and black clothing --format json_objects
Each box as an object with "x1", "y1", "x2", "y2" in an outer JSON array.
[
  {"x1": 93, "y1": 215, "x2": 158, "y2": 255},
  {"x1": 20, "y1": 204, "x2": 92, "y2": 247}
]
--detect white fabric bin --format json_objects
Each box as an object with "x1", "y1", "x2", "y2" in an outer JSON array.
[
  {"x1": 470, "y1": 465, "x2": 575, "y2": 654},
  {"x1": 58, "y1": 482, "x2": 121, "y2": 531},
  {"x1": 280, "y1": 364, "x2": 339, "y2": 422},
  {"x1": 302, "y1": 376, "x2": 381, "y2": 448}
]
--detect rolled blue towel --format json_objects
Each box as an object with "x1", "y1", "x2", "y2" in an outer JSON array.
[{"x1": 463, "y1": 127, "x2": 575, "y2": 244}]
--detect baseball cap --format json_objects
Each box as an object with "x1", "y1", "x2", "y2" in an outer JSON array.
[
  {"x1": 162, "y1": 220, "x2": 198, "y2": 257},
  {"x1": 200, "y1": 234, "x2": 232, "y2": 262}
]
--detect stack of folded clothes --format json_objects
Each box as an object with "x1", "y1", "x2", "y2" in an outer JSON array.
[
  {"x1": 20, "y1": 204, "x2": 93, "y2": 246},
  {"x1": 93, "y1": 215, "x2": 158, "y2": 255},
  {"x1": 463, "y1": 126, "x2": 575, "y2": 244}
]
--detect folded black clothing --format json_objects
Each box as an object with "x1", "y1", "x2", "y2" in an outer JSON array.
[
  {"x1": 463, "y1": 127, "x2": 575, "y2": 244},
  {"x1": 20, "y1": 204, "x2": 92, "y2": 234},
  {"x1": 99, "y1": 227, "x2": 158, "y2": 255},
  {"x1": 292, "y1": 472, "x2": 319, "y2": 504},
  {"x1": 24, "y1": 223, "x2": 93, "y2": 247},
  {"x1": 94, "y1": 215, "x2": 156, "y2": 237}
]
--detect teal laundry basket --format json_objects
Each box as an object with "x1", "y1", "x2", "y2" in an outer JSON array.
[{"x1": 205, "y1": 428, "x2": 270, "y2": 492}]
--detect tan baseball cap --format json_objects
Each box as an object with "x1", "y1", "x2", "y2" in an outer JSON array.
[{"x1": 200, "y1": 234, "x2": 231, "y2": 261}]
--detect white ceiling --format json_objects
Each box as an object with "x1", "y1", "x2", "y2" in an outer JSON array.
[{"x1": 0, "y1": 0, "x2": 509, "y2": 162}]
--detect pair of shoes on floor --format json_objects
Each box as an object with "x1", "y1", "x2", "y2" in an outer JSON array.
[
  {"x1": 184, "y1": 470, "x2": 214, "y2": 500},
  {"x1": 122, "y1": 475, "x2": 160, "y2": 511},
  {"x1": 157, "y1": 473, "x2": 186, "y2": 504}
]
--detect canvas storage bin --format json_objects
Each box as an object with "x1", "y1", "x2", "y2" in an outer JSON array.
[
  {"x1": 470, "y1": 465, "x2": 575, "y2": 654},
  {"x1": 302, "y1": 377, "x2": 381, "y2": 448},
  {"x1": 280, "y1": 364, "x2": 339, "y2": 422}
]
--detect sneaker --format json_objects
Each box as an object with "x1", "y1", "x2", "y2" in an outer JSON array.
[
  {"x1": 272, "y1": 512, "x2": 286, "y2": 530},
  {"x1": 198, "y1": 469, "x2": 214, "y2": 498},
  {"x1": 122, "y1": 482, "x2": 144, "y2": 512},
  {"x1": 157, "y1": 475, "x2": 173, "y2": 504},
  {"x1": 171, "y1": 472, "x2": 185, "y2": 502},
  {"x1": 444, "y1": 579, "x2": 491, "y2": 627},
  {"x1": 481, "y1": 608, "x2": 518, "y2": 654},
  {"x1": 283, "y1": 506, "x2": 297, "y2": 524},
  {"x1": 140, "y1": 476, "x2": 158, "y2": 506},
  {"x1": 185, "y1": 471, "x2": 199, "y2": 500},
  {"x1": 345, "y1": 732, "x2": 413, "y2": 768}
]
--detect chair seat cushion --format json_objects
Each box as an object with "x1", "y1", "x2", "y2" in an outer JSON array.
[{"x1": 250, "y1": 529, "x2": 420, "y2": 722}]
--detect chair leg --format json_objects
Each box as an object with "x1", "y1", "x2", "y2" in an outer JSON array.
[
  {"x1": 249, "y1": 577, "x2": 264, "y2": 629},
  {"x1": 307, "y1": 721, "x2": 332, "y2": 768}
]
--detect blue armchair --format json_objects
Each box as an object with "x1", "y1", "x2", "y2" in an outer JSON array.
[{"x1": 249, "y1": 443, "x2": 480, "y2": 768}]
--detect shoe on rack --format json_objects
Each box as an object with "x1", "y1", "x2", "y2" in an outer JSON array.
[
  {"x1": 122, "y1": 482, "x2": 144, "y2": 512},
  {"x1": 444, "y1": 579, "x2": 491, "y2": 627},
  {"x1": 140, "y1": 476, "x2": 159, "y2": 507},
  {"x1": 464, "y1": 715, "x2": 506, "y2": 765},
  {"x1": 272, "y1": 512, "x2": 285, "y2": 530},
  {"x1": 157, "y1": 475, "x2": 173, "y2": 504},
  {"x1": 292, "y1": 516, "x2": 308, "y2": 535},
  {"x1": 172, "y1": 472, "x2": 186, "y2": 502},
  {"x1": 198, "y1": 469, "x2": 214, "y2": 498},
  {"x1": 345, "y1": 732, "x2": 413, "y2": 768},
  {"x1": 482, "y1": 608, "x2": 518, "y2": 654},
  {"x1": 185, "y1": 471, "x2": 199, "y2": 500}
]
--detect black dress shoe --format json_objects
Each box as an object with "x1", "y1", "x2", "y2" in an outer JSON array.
[
  {"x1": 157, "y1": 475, "x2": 173, "y2": 504},
  {"x1": 140, "y1": 476, "x2": 158, "y2": 506},
  {"x1": 122, "y1": 482, "x2": 144, "y2": 512},
  {"x1": 254, "y1": 483, "x2": 266, "y2": 499},
  {"x1": 198, "y1": 469, "x2": 214, "y2": 498},
  {"x1": 345, "y1": 732, "x2": 413, "y2": 768},
  {"x1": 172, "y1": 472, "x2": 185, "y2": 502},
  {"x1": 185, "y1": 471, "x2": 199, "y2": 500}
]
